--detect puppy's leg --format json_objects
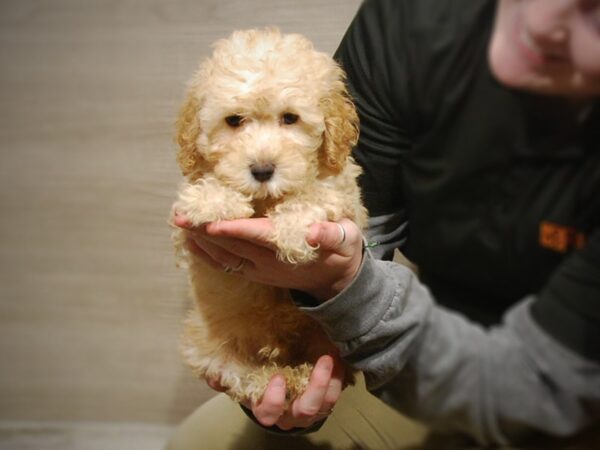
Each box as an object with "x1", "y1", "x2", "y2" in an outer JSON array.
[
  {"x1": 182, "y1": 322, "x2": 309, "y2": 406},
  {"x1": 173, "y1": 177, "x2": 254, "y2": 226},
  {"x1": 181, "y1": 309, "x2": 251, "y2": 400}
]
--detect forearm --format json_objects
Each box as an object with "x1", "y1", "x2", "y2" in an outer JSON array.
[{"x1": 299, "y1": 253, "x2": 600, "y2": 445}]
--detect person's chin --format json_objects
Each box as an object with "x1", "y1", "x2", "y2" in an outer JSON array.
[{"x1": 489, "y1": 43, "x2": 533, "y2": 90}]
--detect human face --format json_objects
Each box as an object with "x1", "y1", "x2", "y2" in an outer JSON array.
[{"x1": 489, "y1": 0, "x2": 600, "y2": 98}]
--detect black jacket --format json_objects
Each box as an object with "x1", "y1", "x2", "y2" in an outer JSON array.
[{"x1": 336, "y1": 0, "x2": 600, "y2": 359}]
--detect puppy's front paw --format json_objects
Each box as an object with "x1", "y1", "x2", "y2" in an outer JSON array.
[
  {"x1": 174, "y1": 180, "x2": 253, "y2": 227},
  {"x1": 274, "y1": 234, "x2": 318, "y2": 264},
  {"x1": 270, "y1": 215, "x2": 320, "y2": 264}
]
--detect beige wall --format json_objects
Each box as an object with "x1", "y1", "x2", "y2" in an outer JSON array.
[{"x1": 0, "y1": 0, "x2": 361, "y2": 425}]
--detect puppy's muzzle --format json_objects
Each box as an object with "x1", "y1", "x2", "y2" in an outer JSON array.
[{"x1": 250, "y1": 163, "x2": 275, "y2": 182}]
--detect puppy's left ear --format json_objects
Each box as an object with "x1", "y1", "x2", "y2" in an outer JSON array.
[
  {"x1": 319, "y1": 70, "x2": 359, "y2": 174},
  {"x1": 175, "y1": 92, "x2": 203, "y2": 178}
]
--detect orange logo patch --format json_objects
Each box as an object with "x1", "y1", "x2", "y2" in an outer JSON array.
[{"x1": 539, "y1": 221, "x2": 586, "y2": 253}]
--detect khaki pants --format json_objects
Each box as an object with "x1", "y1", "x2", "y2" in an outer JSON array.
[{"x1": 167, "y1": 375, "x2": 599, "y2": 450}]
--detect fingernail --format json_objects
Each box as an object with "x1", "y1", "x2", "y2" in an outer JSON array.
[
  {"x1": 272, "y1": 376, "x2": 285, "y2": 388},
  {"x1": 306, "y1": 224, "x2": 322, "y2": 246},
  {"x1": 320, "y1": 356, "x2": 333, "y2": 371},
  {"x1": 205, "y1": 222, "x2": 219, "y2": 234}
]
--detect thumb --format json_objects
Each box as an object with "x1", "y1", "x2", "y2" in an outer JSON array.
[{"x1": 307, "y1": 219, "x2": 360, "y2": 256}]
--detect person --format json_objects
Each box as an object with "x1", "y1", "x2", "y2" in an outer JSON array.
[{"x1": 168, "y1": 0, "x2": 600, "y2": 447}]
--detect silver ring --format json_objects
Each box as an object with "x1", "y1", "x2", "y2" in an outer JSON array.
[
  {"x1": 224, "y1": 259, "x2": 245, "y2": 273},
  {"x1": 336, "y1": 223, "x2": 346, "y2": 245}
]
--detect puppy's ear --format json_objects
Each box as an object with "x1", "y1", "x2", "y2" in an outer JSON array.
[
  {"x1": 175, "y1": 92, "x2": 203, "y2": 178},
  {"x1": 319, "y1": 73, "x2": 359, "y2": 174}
]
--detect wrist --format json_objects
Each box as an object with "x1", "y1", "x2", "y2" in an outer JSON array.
[
  {"x1": 304, "y1": 249, "x2": 364, "y2": 302},
  {"x1": 305, "y1": 275, "x2": 354, "y2": 302}
]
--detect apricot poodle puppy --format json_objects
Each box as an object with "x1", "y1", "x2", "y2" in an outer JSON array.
[{"x1": 171, "y1": 28, "x2": 367, "y2": 406}]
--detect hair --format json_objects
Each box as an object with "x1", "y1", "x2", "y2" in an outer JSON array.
[{"x1": 174, "y1": 28, "x2": 359, "y2": 179}]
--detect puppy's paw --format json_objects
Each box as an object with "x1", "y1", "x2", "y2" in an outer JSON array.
[
  {"x1": 174, "y1": 180, "x2": 254, "y2": 227},
  {"x1": 275, "y1": 237, "x2": 318, "y2": 265},
  {"x1": 270, "y1": 216, "x2": 320, "y2": 265}
]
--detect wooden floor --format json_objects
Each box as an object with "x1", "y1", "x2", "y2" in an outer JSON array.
[{"x1": 0, "y1": 0, "x2": 361, "y2": 432}]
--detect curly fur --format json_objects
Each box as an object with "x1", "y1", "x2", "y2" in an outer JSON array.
[{"x1": 171, "y1": 28, "x2": 368, "y2": 407}]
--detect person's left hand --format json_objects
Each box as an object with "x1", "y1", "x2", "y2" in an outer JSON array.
[
  {"x1": 172, "y1": 212, "x2": 363, "y2": 301},
  {"x1": 207, "y1": 354, "x2": 344, "y2": 430}
]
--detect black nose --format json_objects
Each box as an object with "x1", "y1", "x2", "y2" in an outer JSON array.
[{"x1": 250, "y1": 163, "x2": 275, "y2": 182}]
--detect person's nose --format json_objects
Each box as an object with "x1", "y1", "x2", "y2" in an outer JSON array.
[{"x1": 523, "y1": 0, "x2": 574, "y2": 50}]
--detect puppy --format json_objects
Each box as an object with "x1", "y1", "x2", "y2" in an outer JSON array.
[{"x1": 171, "y1": 28, "x2": 367, "y2": 406}]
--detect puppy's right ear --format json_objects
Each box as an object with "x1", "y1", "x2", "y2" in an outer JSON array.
[{"x1": 175, "y1": 92, "x2": 203, "y2": 178}]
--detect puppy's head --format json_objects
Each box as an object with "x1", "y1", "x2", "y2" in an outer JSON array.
[{"x1": 175, "y1": 28, "x2": 358, "y2": 200}]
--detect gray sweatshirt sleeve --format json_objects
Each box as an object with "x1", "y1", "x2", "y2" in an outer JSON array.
[{"x1": 298, "y1": 252, "x2": 600, "y2": 446}]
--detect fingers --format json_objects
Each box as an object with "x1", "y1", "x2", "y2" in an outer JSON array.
[
  {"x1": 184, "y1": 239, "x2": 224, "y2": 271},
  {"x1": 171, "y1": 211, "x2": 272, "y2": 249},
  {"x1": 323, "y1": 356, "x2": 344, "y2": 410},
  {"x1": 174, "y1": 212, "x2": 363, "y2": 297},
  {"x1": 276, "y1": 356, "x2": 340, "y2": 430},
  {"x1": 206, "y1": 376, "x2": 226, "y2": 392},
  {"x1": 205, "y1": 218, "x2": 275, "y2": 246},
  {"x1": 251, "y1": 356, "x2": 342, "y2": 430},
  {"x1": 291, "y1": 355, "x2": 333, "y2": 417},
  {"x1": 187, "y1": 235, "x2": 253, "y2": 272},
  {"x1": 175, "y1": 212, "x2": 361, "y2": 262},
  {"x1": 252, "y1": 375, "x2": 287, "y2": 427},
  {"x1": 173, "y1": 214, "x2": 274, "y2": 266},
  {"x1": 172, "y1": 210, "x2": 192, "y2": 229},
  {"x1": 307, "y1": 219, "x2": 361, "y2": 256},
  {"x1": 174, "y1": 211, "x2": 361, "y2": 257}
]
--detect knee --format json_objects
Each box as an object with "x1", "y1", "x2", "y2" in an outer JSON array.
[{"x1": 165, "y1": 394, "x2": 248, "y2": 450}]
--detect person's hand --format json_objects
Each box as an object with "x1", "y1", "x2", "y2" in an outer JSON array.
[
  {"x1": 172, "y1": 212, "x2": 364, "y2": 301},
  {"x1": 250, "y1": 355, "x2": 344, "y2": 430},
  {"x1": 206, "y1": 355, "x2": 344, "y2": 430}
]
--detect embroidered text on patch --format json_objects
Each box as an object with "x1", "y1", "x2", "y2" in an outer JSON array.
[{"x1": 539, "y1": 221, "x2": 586, "y2": 253}]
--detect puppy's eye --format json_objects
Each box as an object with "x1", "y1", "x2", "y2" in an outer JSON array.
[
  {"x1": 225, "y1": 115, "x2": 244, "y2": 127},
  {"x1": 281, "y1": 113, "x2": 299, "y2": 125}
]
